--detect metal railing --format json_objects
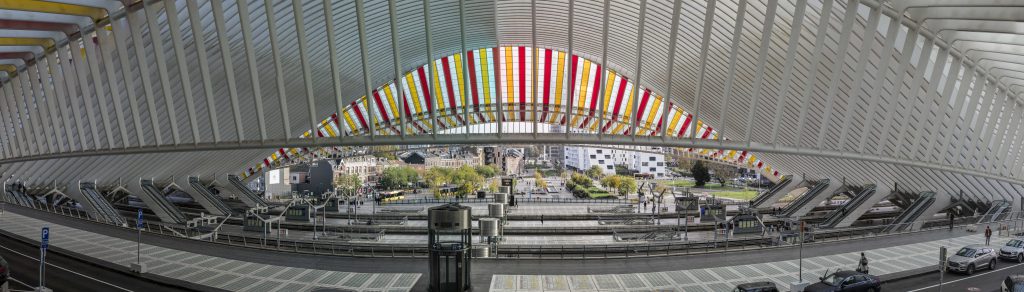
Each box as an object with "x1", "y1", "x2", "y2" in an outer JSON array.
[
  {"x1": 10, "y1": 199, "x2": 1024, "y2": 260},
  {"x1": 382, "y1": 196, "x2": 638, "y2": 205}
]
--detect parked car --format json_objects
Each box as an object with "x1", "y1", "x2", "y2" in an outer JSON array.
[
  {"x1": 732, "y1": 281, "x2": 779, "y2": 292},
  {"x1": 0, "y1": 255, "x2": 7, "y2": 286},
  {"x1": 947, "y1": 244, "x2": 998, "y2": 275},
  {"x1": 1003, "y1": 275, "x2": 1024, "y2": 292},
  {"x1": 804, "y1": 270, "x2": 881, "y2": 292},
  {"x1": 1000, "y1": 239, "x2": 1024, "y2": 262}
]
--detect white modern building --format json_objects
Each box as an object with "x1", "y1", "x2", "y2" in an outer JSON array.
[{"x1": 564, "y1": 146, "x2": 666, "y2": 177}]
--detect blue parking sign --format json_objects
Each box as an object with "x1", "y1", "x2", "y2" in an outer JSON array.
[
  {"x1": 41, "y1": 227, "x2": 49, "y2": 249},
  {"x1": 137, "y1": 209, "x2": 144, "y2": 228}
]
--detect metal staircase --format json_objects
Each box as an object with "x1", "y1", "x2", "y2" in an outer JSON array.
[
  {"x1": 187, "y1": 176, "x2": 233, "y2": 216},
  {"x1": 883, "y1": 192, "x2": 936, "y2": 232},
  {"x1": 977, "y1": 200, "x2": 1011, "y2": 224},
  {"x1": 138, "y1": 179, "x2": 188, "y2": 224},
  {"x1": 751, "y1": 175, "x2": 793, "y2": 207},
  {"x1": 79, "y1": 182, "x2": 128, "y2": 226},
  {"x1": 227, "y1": 175, "x2": 268, "y2": 208},
  {"x1": 820, "y1": 184, "x2": 875, "y2": 228},
  {"x1": 779, "y1": 179, "x2": 830, "y2": 217}
]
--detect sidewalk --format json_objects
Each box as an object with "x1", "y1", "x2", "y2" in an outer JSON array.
[
  {"x1": 0, "y1": 210, "x2": 420, "y2": 292},
  {"x1": 490, "y1": 233, "x2": 992, "y2": 291}
]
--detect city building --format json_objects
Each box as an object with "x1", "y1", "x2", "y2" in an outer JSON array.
[
  {"x1": 564, "y1": 145, "x2": 666, "y2": 177},
  {"x1": 483, "y1": 146, "x2": 526, "y2": 176},
  {"x1": 333, "y1": 156, "x2": 391, "y2": 182},
  {"x1": 399, "y1": 147, "x2": 482, "y2": 170}
]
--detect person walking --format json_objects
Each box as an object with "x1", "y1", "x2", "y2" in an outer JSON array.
[
  {"x1": 540, "y1": 214, "x2": 544, "y2": 225},
  {"x1": 985, "y1": 225, "x2": 993, "y2": 245},
  {"x1": 949, "y1": 212, "x2": 955, "y2": 231},
  {"x1": 856, "y1": 252, "x2": 869, "y2": 274}
]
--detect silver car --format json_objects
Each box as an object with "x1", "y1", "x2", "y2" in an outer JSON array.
[
  {"x1": 946, "y1": 245, "x2": 998, "y2": 275},
  {"x1": 1000, "y1": 239, "x2": 1024, "y2": 263}
]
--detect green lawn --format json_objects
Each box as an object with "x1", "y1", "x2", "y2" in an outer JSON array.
[
  {"x1": 666, "y1": 180, "x2": 733, "y2": 190},
  {"x1": 712, "y1": 190, "x2": 760, "y2": 201},
  {"x1": 586, "y1": 187, "x2": 614, "y2": 199}
]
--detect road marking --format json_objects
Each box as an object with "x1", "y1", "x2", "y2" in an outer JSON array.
[
  {"x1": 906, "y1": 262, "x2": 1024, "y2": 292},
  {"x1": 8, "y1": 276, "x2": 33, "y2": 289},
  {"x1": 0, "y1": 244, "x2": 133, "y2": 291}
]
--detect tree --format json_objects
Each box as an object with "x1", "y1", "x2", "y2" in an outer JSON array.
[
  {"x1": 379, "y1": 166, "x2": 419, "y2": 190},
  {"x1": 707, "y1": 163, "x2": 741, "y2": 187},
  {"x1": 422, "y1": 167, "x2": 453, "y2": 198},
  {"x1": 450, "y1": 165, "x2": 484, "y2": 198},
  {"x1": 691, "y1": 160, "x2": 711, "y2": 187},
  {"x1": 475, "y1": 165, "x2": 497, "y2": 178},
  {"x1": 333, "y1": 173, "x2": 362, "y2": 196},
  {"x1": 371, "y1": 145, "x2": 399, "y2": 160},
  {"x1": 534, "y1": 170, "x2": 548, "y2": 189},
  {"x1": 586, "y1": 165, "x2": 605, "y2": 179},
  {"x1": 600, "y1": 175, "x2": 622, "y2": 195},
  {"x1": 567, "y1": 173, "x2": 593, "y2": 190},
  {"x1": 615, "y1": 176, "x2": 638, "y2": 199}
]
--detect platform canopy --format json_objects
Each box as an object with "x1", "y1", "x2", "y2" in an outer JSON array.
[{"x1": 0, "y1": 0, "x2": 1020, "y2": 201}]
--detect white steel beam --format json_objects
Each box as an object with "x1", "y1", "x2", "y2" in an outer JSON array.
[
  {"x1": 263, "y1": 0, "x2": 290, "y2": 141},
  {"x1": 714, "y1": 0, "x2": 748, "y2": 144},
  {"x1": 186, "y1": 0, "x2": 219, "y2": 143},
  {"x1": 816, "y1": 0, "x2": 868, "y2": 150},
  {"x1": 290, "y1": 0, "x2": 317, "y2": 142},
  {"x1": 689, "y1": 0, "x2": 717, "y2": 139},
  {"x1": 210, "y1": 0, "x2": 245, "y2": 142},
  {"x1": 143, "y1": 2, "x2": 181, "y2": 145},
  {"x1": 769, "y1": 0, "x2": 809, "y2": 145},
  {"x1": 109, "y1": 17, "x2": 145, "y2": 147},
  {"x1": 742, "y1": 0, "x2": 779, "y2": 146},
  {"x1": 793, "y1": 0, "x2": 835, "y2": 146},
  {"x1": 234, "y1": 0, "x2": 267, "y2": 142}
]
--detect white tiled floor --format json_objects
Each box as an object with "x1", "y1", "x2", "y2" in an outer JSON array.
[
  {"x1": 491, "y1": 233, "x2": 992, "y2": 291},
  {"x1": 0, "y1": 211, "x2": 420, "y2": 292}
]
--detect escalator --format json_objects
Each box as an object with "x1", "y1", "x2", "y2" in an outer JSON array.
[
  {"x1": 4, "y1": 183, "x2": 32, "y2": 207},
  {"x1": 187, "y1": 176, "x2": 232, "y2": 216},
  {"x1": 138, "y1": 179, "x2": 188, "y2": 224},
  {"x1": 751, "y1": 175, "x2": 792, "y2": 207},
  {"x1": 779, "y1": 179, "x2": 830, "y2": 217},
  {"x1": 820, "y1": 185, "x2": 876, "y2": 228},
  {"x1": 883, "y1": 192, "x2": 936, "y2": 232},
  {"x1": 79, "y1": 182, "x2": 128, "y2": 226},
  {"x1": 977, "y1": 200, "x2": 1011, "y2": 224},
  {"x1": 227, "y1": 175, "x2": 268, "y2": 208}
]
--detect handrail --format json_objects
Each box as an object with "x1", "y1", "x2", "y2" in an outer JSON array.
[
  {"x1": 15, "y1": 200, "x2": 1024, "y2": 260},
  {"x1": 780, "y1": 179, "x2": 830, "y2": 217},
  {"x1": 227, "y1": 175, "x2": 268, "y2": 207},
  {"x1": 187, "y1": 177, "x2": 233, "y2": 215},
  {"x1": 140, "y1": 179, "x2": 188, "y2": 224},
  {"x1": 820, "y1": 185, "x2": 876, "y2": 228},
  {"x1": 79, "y1": 182, "x2": 127, "y2": 226},
  {"x1": 883, "y1": 192, "x2": 936, "y2": 232},
  {"x1": 751, "y1": 175, "x2": 791, "y2": 207}
]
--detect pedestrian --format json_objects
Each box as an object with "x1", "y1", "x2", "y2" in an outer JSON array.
[
  {"x1": 985, "y1": 225, "x2": 993, "y2": 245},
  {"x1": 541, "y1": 214, "x2": 544, "y2": 225},
  {"x1": 643, "y1": 200, "x2": 648, "y2": 212},
  {"x1": 949, "y1": 212, "x2": 955, "y2": 231},
  {"x1": 856, "y1": 252, "x2": 869, "y2": 274}
]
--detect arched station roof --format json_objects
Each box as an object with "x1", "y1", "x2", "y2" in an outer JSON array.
[
  {"x1": 0, "y1": 1, "x2": 1018, "y2": 202},
  {"x1": 243, "y1": 46, "x2": 778, "y2": 180}
]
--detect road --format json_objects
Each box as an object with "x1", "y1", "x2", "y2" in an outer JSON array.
[
  {"x1": 0, "y1": 232, "x2": 194, "y2": 292},
  {"x1": 885, "y1": 259, "x2": 1024, "y2": 292}
]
